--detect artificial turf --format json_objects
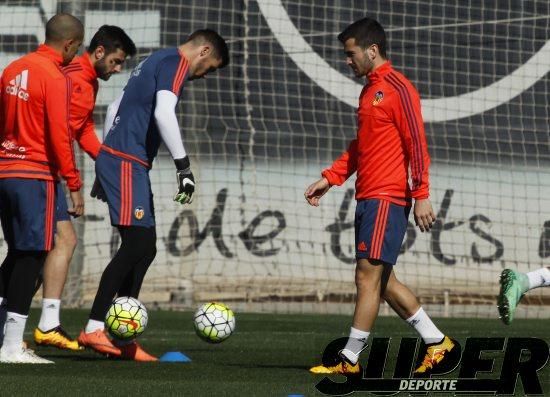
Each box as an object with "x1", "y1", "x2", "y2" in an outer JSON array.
[{"x1": 0, "y1": 309, "x2": 548, "y2": 396}]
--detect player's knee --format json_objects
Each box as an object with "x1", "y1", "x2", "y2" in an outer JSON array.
[
  {"x1": 355, "y1": 268, "x2": 380, "y2": 290},
  {"x1": 142, "y1": 230, "x2": 157, "y2": 260},
  {"x1": 381, "y1": 277, "x2": 401, "y2": 299},
  {"x1": 56, "y1": 223, "x2": 77, "y2": 252},
  {"x1": 381, "y1": 286, "x2": 393, "y2": 301},
  {"x1": 355, "y1": 268, "x2": 367, "y2": 286},
  {"x1": 147, "y1": 226, "x2": 157, "y2": 254},
  {"x1": 140, "y1": 240, "x2": 156, "y2": 265},
  {"x1": 148, "y1": 243, "x2": 157, "y2": 261}
]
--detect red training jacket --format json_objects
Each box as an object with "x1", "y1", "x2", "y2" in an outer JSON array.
[
  {"x1": 322, "y1": 61, "x2": 430, "y2": 206},
  {"x1": 63, "y1": 53, "x2": 101, "y2": 159},
  {"x1": 0, "y1": 44, "x2": 82, "y2": 191}
]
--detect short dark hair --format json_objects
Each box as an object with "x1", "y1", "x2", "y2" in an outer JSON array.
[
  {"x1": 45, "y1": 13, "x2": 84, "y2": 43},
  {"x1": 338, "y1": 17, "x2": 387, "y2": 58},
  {"x1": 186, "y1": 29, "x2": 229, "y2": 68},
  {"x1": 88, "y1": 25, "x2": 136, "y2": 57}
]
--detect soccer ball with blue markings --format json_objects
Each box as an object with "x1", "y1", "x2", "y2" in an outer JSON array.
[
  {"x1": 193, "y1": 302, "x2": 236, "y2": 343},
  {"x1": 105, "y1": 296, "x2": 148, "y2": 340}
]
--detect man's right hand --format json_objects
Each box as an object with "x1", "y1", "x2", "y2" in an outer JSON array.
[
  {"x1": 304, "y1": 177, "x2": 330, "y2": 207},
  {"x1": 68, "y1": 190, "x2": 84, "y2": 217}
]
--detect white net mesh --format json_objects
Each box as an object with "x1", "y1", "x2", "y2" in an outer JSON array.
[{"x1": 0, "y1": 0, "x2": 548, "y2": 317}]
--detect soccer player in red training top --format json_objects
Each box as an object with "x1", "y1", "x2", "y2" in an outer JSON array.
[
  {"x1": 0, "y1": 14, "x2": 84, "y2": 364},
  {"x1": 77, "y1": 29, "x2": 229, "y2": 361},
  {"x1": 33, "y1": 26, "x2": 136, "y2": 352},
  {"x1": 305, "y1": 18, "x2": 455, "y2": 375}
]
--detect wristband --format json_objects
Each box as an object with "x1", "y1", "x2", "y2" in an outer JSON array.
[{"x1": 174, "y1": 156, "x2": 190, "y2": 172}]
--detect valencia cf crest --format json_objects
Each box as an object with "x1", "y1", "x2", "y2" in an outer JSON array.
[
  {"x1": 134, "y1": 206, "x2": 145, "y2": 220},
  {"x1": 372, "y1": 90, "x2": 384, "y2": 105}
]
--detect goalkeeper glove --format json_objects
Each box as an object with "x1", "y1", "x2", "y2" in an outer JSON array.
[
  {"x1": 90, "y1": 178, "x2": 107, "y2": 202},
  {"x1": 174, "y1": 156, "x2": 195, "y2": 204}
]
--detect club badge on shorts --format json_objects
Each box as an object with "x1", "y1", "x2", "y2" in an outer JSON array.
[
  {"x1": 372, "y1": 90, "x2": 384, "y2": 105},
  {"x1": 134, "y1": 206, "x2": 145, "y2": 220}
]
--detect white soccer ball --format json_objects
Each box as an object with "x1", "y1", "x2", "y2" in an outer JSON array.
[
  {"x1": 105, "y1": 296, "x2": 148, "y2": 340},
  {"x1": 193, "y1": 302, "x2": 236, "y2": 343}
]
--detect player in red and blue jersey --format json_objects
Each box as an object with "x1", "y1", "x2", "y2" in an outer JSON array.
[
  {"x1": 305, "y1": 18, "x2": 455, "y2": 375},
  {"x1": 33, "y1": 26, "x2": 136, "y2": 353},
  {"x1": 78, "y1": 29, "x2": 229, "y2": 360},
  {"x1": 0, "y1": 14, "x2": 84, "y2": 364}
]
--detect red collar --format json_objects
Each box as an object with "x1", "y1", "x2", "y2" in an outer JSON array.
[
  {"x1": 36, "y1": 44, "x2": 64, "y2": 66},
  {"x1": 78, "y1": 52, "x2": 98, "y2": 82},
  {"x1": 367, "y1": 61, "x2": 392, "y2": 83}
]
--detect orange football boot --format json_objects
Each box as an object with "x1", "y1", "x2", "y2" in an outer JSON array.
[
  {"x1": 114, "y1": 340, "x2": 158, "y2": 362},
  {"x1": 77, "y1": 329, "x2": 121, "y2": 357}
]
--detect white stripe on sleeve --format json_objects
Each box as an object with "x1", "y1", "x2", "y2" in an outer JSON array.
[{"x1": 154, "y1": 90, "x2": 187, "y2": 160}]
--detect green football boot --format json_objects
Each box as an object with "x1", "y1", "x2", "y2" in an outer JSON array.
[{"x1": 498, "y1": 269, "x2": 529, "y2": 325}]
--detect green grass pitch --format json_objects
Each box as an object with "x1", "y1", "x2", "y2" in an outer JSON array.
[{"x1": 0, "y1": 309, "x2": 548, "y2": 396}]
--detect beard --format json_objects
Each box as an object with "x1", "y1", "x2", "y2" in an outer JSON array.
[{"x1": 95, "y1": 58, "x2": 112, "y2": 81}]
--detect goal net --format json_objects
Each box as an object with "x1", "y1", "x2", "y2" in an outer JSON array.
[{"x1": 0, "y1": 0, "x2": 548, "y2": 318}]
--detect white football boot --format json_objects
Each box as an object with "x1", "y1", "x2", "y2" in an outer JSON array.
[{"x1": 0, "y1": 347, "x2": 54, "y2": 364}]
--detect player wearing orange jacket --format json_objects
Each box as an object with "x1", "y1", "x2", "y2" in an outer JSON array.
[
  {"x1": 306, "y1": 17, "x2": 455, "y2": 376},
  {"x1": 33, "y1": 26, "x2": 136, "y2": 353},
  {"x1": 320, "y1": 61, "x2": 430, "y2": 206},
  {"x1": 0, "y1": 14, "x2": 84, "y2": 364},
  {"x1": 0, "y1": 49, "x2": 82, "y2": 190}
]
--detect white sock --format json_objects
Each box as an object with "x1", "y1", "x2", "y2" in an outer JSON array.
[
  {"x1": 2, "y1": 312, "x2": 27, "y2": 354},
  {"x1": 85, "y1": 319, "x2": 105, "y2": 334},
  {"x1": 0, "y1": 297, "x2": 7, "y2": 344},
  {"x1": 340, "y1": 327, "x2": 370, "y2": 364},
  {"x1": 406, "y1": 307, "x2": 444, "y2": 344},
  {"x1": 526, "y1": 267, "x2": 550, "y2": 290},
  {"x1": 38, "y1": 298, "x2": 61, "y2": 331}
]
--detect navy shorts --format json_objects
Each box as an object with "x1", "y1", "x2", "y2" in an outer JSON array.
[
  {"x1": 355, "y1": 199, "x2": 410, "y2": 265},
  {"x1": 0, "y1": 178, "x2": 57, "y2": 251},
  {"x1": 55, "y1": 182, "x2": 71, "y2": 222},
  {"x1": 95, "y1": 150, "x2": 155, "y2": 227}
]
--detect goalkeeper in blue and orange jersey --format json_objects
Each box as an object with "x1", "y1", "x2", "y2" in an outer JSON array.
[{"x1": 77, "y1": 29, "x2": 229, "y2": 361}]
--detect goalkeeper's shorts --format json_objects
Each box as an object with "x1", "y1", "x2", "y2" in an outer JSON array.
[
  {"x1": 0, "y1": 178, "x2": 57, "y2": 251},
  {"x1": 355, "y1": 198, "x2": 410, "y2": 265},
  {"x1": 95, "y1": 149, "x2": 155, "y2": 228}
]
